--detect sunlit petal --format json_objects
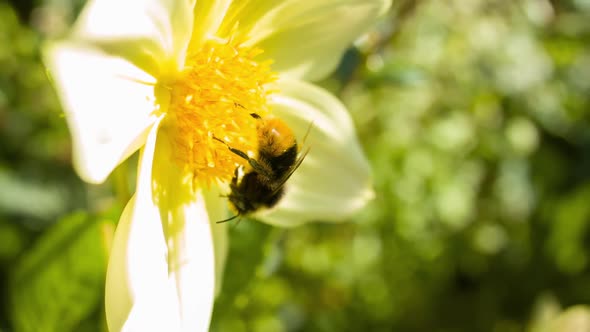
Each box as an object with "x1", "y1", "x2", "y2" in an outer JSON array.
[
  {"x1": 190, "y1": 0, "x2": 233, "y2": 48},
  {"x1": 151, "y1": 128, "x2": 216, "y2": 331},
  {"x1": 257, "y1": 78, "x2": 373, "y2": 226},
  {"x1": 105, "y1": 195, "x2": 182, "y2": 332},
  {"x1": 72, "y1": 0, "x2": 196, "y2": 75},
  {"x1": 105, "y1": 120, "x2": 180, "y2": 332},
  {"x1": 105, "y1": 122, "x2": 215, "y2": 332},
  {"x1": 220, "y1": 0, "x2": 391, "y2": 81},
  {"x1": 44, "y1": 43, "x2": 160, "y2": 183}
]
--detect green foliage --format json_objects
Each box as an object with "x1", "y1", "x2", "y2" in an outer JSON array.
[
  {"x1": 9, "y1": 211, "x2": 112, "y2": 332},
  {"x1": 0, "y1": 4, "x2": 115, "y2": 330},
  {"x1": 2, "y1": 0, "x2": 590, "y2": 332}
]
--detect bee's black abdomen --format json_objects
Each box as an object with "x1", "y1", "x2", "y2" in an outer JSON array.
[
  {"x1": 263, "y1": 145, "x2": 298, "y2": 176},
  {"x1": 228, "y1": 169, "x2": 287, "y2": 215},
  {"x1": 263, "y1": 187, "x2": 285, "y2": 208}
]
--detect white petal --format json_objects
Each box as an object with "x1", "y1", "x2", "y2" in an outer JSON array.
[
  {"x1": 44, "y1": 43, "x2": 161, "y2": 183},
  {"x1": 190, "y1": 0, "x2": 233, "y2": 47},
  {"x1": 219, "y1": 0, "x2": 391, "y2": 81},
  {"x1": 106, "y1": 121, "x2": 178, "y2": 332},
  {"x1": 150, "y1": 128, "x2": 216, "y2": 331},
  {"x1": 105, "y1": 196, "x2": 182, "y2": 332},
  {"x1": 72, "y1": 0, "x2": 196, "y2": 74},
  {"x1": 106, "y1": 121, "x2": 215, "y2": 332},
  {"x1": 258, "y1": 78, "x2": 373, "y2": 227}
]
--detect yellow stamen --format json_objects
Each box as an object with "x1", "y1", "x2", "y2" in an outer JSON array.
[{"x1": 166, "y1": 37, "x2": 277, "y2": 186}]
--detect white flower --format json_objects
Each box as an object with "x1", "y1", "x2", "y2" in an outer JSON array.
[{"x1": 44, "y1": 0, "x2": 390, "y2": 331}]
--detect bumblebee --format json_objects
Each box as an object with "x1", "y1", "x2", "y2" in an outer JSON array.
[{"x1": 215, "y1": 113, "x2": 310, "y2": 223}]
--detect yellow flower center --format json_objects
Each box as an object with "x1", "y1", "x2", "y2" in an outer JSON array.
[{"x1": 166, "y1": 37, "x2": 277, "y2": 186}]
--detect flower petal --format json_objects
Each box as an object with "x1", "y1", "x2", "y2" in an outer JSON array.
[
  {"x1": 105, "y1": 121, "x2": 215, "y2": 332},
  {"x1": 72, "y1": 0, "x2": 195, "y2": 75},
  {"x1": 105, "y1": 120, "x2": 179, "y2": 332},
  {"x1": 190, "y1": 0, "x2": 233, "y2": 48},
  {"x1": 150, "y1": 128, "x2": 216, "y2": 331},
  {"x1": 44, "y1": 43, "x2": 161, "y2": 183},
  {"x1": 258, "y1": 78, "x2": 373, "y2": 227},
  {"x1": 105, "y1": 196, "x2": 182, "y2": 332},
  {"x1": 219, "y1": 0, "x2": 391, "y2": 81},
  {"x1": 202, "y1": 187, "x2": 230, "y2": 297}
]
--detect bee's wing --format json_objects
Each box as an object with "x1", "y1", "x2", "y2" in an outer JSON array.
[
  {"x1": 268, "y1": 120, "x2": 313, "y2": 195},
  {"x1": 269, "y1": 147, "x2": 311, "y2": 196},
  {"x1": 301, "y1": 120, "x2": 314, "y2": 147}
]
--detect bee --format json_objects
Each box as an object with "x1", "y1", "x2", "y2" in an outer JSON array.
[{"x1": 214, "y1": 113, "x2": 310, "y2": 223}]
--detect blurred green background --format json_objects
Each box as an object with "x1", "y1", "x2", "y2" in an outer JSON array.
[{"x1": 2, "y1": 0, "x2": 590, "y2": 331}]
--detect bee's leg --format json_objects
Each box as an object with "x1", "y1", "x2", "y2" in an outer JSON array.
[
  {"x1": 212, "y1": 136, "x2": 274, "y2": 178},
  {"x1": 247, "y1": 160, "x2": 273, "y2": 178},
  {"x1": 217, "y1": 214, "x2": 240, "y2": 224},
  {"x1": 213, "y1": 136, "x2": 250, "y2": 159}
]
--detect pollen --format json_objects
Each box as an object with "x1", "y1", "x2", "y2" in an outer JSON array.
[{"x1": 166, "y1": 37, "x2": 277, "y2": 186}]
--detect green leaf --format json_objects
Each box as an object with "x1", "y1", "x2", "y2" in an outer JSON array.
[{"x1": 9, "y1": 211, "x2": 114, "y2": 332}]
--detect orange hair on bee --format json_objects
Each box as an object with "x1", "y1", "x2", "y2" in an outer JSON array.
[{"x1": 256, "y1": 118, "x2": 297, "y2": 157}]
